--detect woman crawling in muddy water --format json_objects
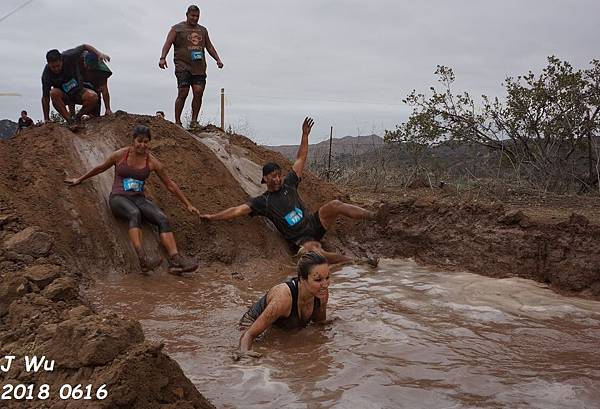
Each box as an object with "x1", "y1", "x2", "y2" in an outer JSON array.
[
  {"x1": 237, "y1": 251, "x2": 330, "y2": 358},
  {"x1": 64, "y1": 124, "x2": 200, "y2": 275}
]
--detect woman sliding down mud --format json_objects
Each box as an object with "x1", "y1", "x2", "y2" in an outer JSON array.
[
  {"x1": 65, "y1": 124, "x2": 200, "y2": 274},
  {"x1": 236, "y1": 251, "x2": 330, "y2": 359}
]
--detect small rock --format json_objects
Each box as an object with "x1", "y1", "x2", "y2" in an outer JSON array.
[
  {"x1": 24, "y1": 264, "x2": 61, "y2": 289},
  {"x1": 569, "y1": 213, "x2": 589, "y2": 226},
  {"x1": 0, "y1": 275, "x2": 30, "y2": 317},
  {"x1": 42, "y1": 277, "x2": 77, "y2": 301},
  {"x1": 497, "y1": 210, "x2": 530, "y2": 227},
  {"x1": 3, "y1": 227, "x2": 53, "y2": 257},
  {"x1": 0, "y1": 214, "x2": 16, "y2": 227}
]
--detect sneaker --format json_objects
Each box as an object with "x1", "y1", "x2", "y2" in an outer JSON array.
[
  {"x1": 138, "y1": 252, "x2": 163, "y2": 273},
  {"x1": 168, "y1": 254, "x2": 199, "y2": 275},
  {"x1": 188, "y1": 121, "x2": 200, "y2": 131}
]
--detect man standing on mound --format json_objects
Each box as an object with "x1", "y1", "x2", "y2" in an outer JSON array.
[
  {"x1": 199, "y1": 117, "x2": 387, "y2": 265},
  {"x1": 159, "y1": 4, "x2": 224, "y2": 129},
  {"x1": 41, "y1": 44, "x2": 107, "y2": 125}
]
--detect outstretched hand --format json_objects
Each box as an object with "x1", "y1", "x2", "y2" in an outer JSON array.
[
  {"x1": 64, "y1": 177, "x2": 81, "y2": 186},
  {"x1": 98, "y1": 53, "x2": 110, "y2": 63},
  {"x1": 187, "y1": 205, "x2": 201, "y2": 216},
  {"x1": 302, "y1": 117, "x2": 314, "y2": 136},
  {"x1": 232, "y1": 350, "x2": 262, "y2": 362},
  {"x1": 198, "y1": 214, "x2": 213, "y2": 221}
]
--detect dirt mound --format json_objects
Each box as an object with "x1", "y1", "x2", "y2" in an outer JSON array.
[
  {"x1": 0, "y1": 217, "x2": 214, "y2": 408},
  {"x1": 334, "y1": 194, "x2": 600, "y2": 298}
]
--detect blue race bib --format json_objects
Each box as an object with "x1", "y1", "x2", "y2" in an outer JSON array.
[
  {"x1": 284, "y1": 207, "x2": 304, "y2": 226},
  {"x1": 123, "y1": 178, "x2": 144, "y2": 192},
  {"x1": 62, "y1": 78, "x2": 78, "y2": 93},
  {"x1": 191, "y1": 50, "x2": 204, "y2": 61}
]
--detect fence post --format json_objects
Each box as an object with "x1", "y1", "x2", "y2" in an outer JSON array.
[
  {"x1": 327, "y1": 126, "x2": 333, "y2": 181},
  {"x1": 220, "y1": 88, "x2": 225, "y2": 131}
]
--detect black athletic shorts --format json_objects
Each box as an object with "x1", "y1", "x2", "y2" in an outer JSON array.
[
  {"x1": 293, "y1": 211, "x2": 327, "y2": 247},
  {"x1": 176, "y1": 70, "x2": 207, "y2": 88}
]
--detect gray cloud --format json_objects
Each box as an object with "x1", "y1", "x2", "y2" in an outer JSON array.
[{"x1": 0, "y1": 0, "x2": 598, "y2": 144}]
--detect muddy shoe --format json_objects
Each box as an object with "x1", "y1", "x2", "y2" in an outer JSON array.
[
  {"x1": 168, "y1": 254, "x2": 199, "y2": 275},
  {"x1": 188, "y1": 121, "x2": 200, "y2": 131},
  {"x1": 139, "y1": 253, "x2": 163, "y2": 273}
]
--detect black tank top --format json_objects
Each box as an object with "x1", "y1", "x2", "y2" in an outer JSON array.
[{"x1": 241, "y1": 278, "x2": 321, "y2": 330}]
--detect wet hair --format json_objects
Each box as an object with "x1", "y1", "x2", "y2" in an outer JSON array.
[
  {"x1": 187, "y1": 5, "x2": 200, "y2": 14},
  {"x1": 132, "y1": 124, "x2": 151, "y2": 140},
  {"x1": 21, "y1": 110, "x2": 27, "y2": 115},
  {"x1": 46, "y1": 49, "x2": 62, "y2": 63},
  {"x1": 297, "y1": 251, "x2": 327, "y2": 280}
]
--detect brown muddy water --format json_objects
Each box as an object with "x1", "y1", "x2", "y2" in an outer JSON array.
[{"x1": 86, "y1": 259, "x2": 600, "y2": 409}]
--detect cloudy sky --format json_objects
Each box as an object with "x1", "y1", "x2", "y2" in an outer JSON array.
[{"x1": 0, "y1": 0, "x2": 598, "y2": 145}]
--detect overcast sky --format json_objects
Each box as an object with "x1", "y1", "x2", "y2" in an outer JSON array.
[{"x1": 0, "y1": 0, "x2": 599, "y2": 145}]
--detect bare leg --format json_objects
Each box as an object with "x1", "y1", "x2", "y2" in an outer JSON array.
[
  {"x1": 318, "y1": 200, "x2": 375, "y2": 230},
  {"x1": 49, "y1": 88, "x2": 72, "y2": 121},
  {"x1": 191, "y1": 83, "x2": 205, "y2": 123},
  {"x1": 128, "y1": 227, "x2": 143, "y2": 250},
  {"x1": 159, "y1": 232, "x2": 179, "y2": 257},
  {"x1": 76, "y1": 89, "x2": 100, "y2": 118},
  {"x1": 301, "y1": 240, "x2": 352, "y2": 265},
  {"x1": 99, "y1": 79, "x2": 112, "y2": 115},
  {"x1": 175, "y1": 86, "x2": 190, "y2": 125}
]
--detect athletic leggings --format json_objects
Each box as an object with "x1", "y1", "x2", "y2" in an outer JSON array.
[{"x1": 109, "y1": 194, "x2": 172, "y2": 233}]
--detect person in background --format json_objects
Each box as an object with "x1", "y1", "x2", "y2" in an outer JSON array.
[
  {"x1": 41, "y1": 44, "x2": 108, "y2": 125},
  {"x1": 80, "y1": 50, "x2": 113, "y2": 115},
  {"x1": 17, "y1": 110, "x2": 34, "y2": 133},
  {"x1": 159, "y1": 4, "x2": 223, "y2": 129}
]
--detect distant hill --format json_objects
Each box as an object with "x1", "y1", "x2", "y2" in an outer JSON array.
[
  {"x1": 267, "y1": 134, "x2": 383, "y2": 162},
  {"x1": 0, "y1": 119, "x2": 18, "y2": 139}
]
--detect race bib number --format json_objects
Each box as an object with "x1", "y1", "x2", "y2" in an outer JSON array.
[
  {"x1": 123, "y1": 178, "x2": 144, "y2": 192},
  {"x1": 191, "y1": 50, "x2": 204, "y2": 61},
  {"x1": 61, "y1": 78, "x2": 78, "y2": 93},
  {"x1": 284, "y1": 207, "x2": 304, "y2": 226}
]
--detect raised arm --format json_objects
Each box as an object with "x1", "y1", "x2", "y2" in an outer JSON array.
[
  {"x1": 200, "y1": 204, "x2": 251, "y2": 221},
  {"x1": 152, "y1": 156, "x2": 200, "y2": 216},
  {"x1": 239, "y1": 286, "x2": 291, "y2": 354},
  {"x1": 159, "y1": 28, "x2": 176, "y2": 69},
  {"x1": 292, "y1": 117, "x2": 314, "y2": 178},
  {"x1": 64, "y1": 150, "x2": 120, "y2": 185},
  {"x1": 81, "y1": 44, "x2": 110, "y2": 62}
]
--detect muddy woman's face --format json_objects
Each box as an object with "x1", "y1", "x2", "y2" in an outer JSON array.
[
  {"x1": 132, "y1": 136, "x2": 151, "y2": 155},
  {"x1": 303, "y1": 264, "x2": 331, "y2": 299}
]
